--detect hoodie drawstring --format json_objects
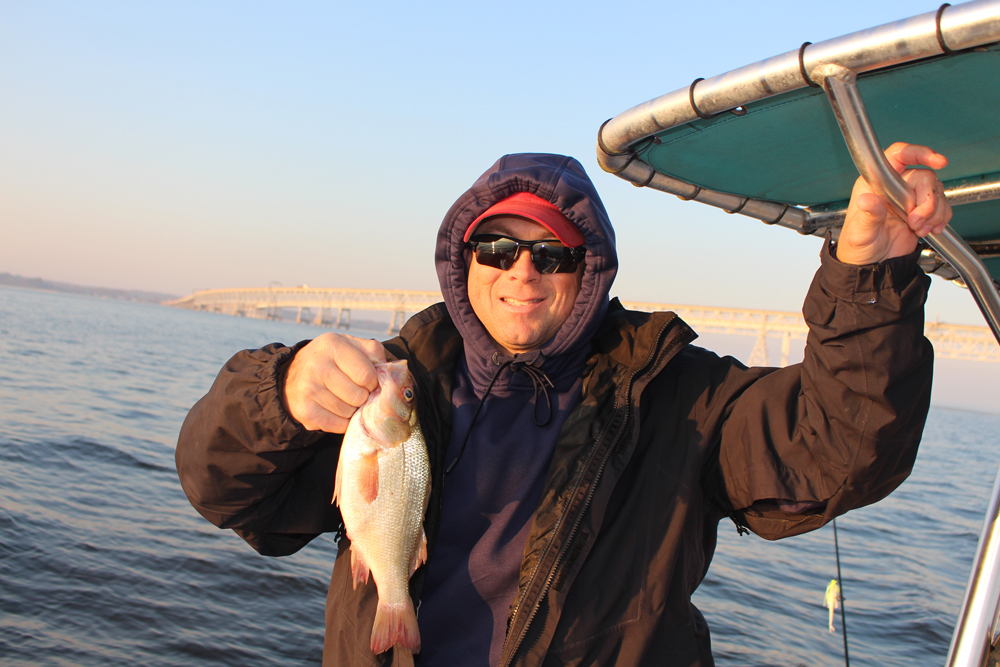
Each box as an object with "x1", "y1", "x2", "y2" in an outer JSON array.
[
  {"x1": 516, "y1": 360, "x2": 554, "y2": 427},
  {"x1": 444, "y1": 354, "x2": 555, "y2": 475}
]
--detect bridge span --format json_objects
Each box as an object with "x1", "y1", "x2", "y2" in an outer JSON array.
[
  {"x1": 166, "y1": 286, "x2": 441, "y2": 333},
  {"x1": 165, "y1": 287, "x2": 1000, "y2": 365}
]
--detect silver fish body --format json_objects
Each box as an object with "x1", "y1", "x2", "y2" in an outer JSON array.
[{"x1": 333, "y1": 360, "x2": 430, "y2": 657}]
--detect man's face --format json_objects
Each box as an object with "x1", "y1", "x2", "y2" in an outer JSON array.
[{"x1": 466, "y1": 216, "x2": 583, "y2": 355}]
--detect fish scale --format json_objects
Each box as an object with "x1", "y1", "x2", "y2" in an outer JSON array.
[{"x1": 345, "y1": 424, "x2": 429, "y2": 600}]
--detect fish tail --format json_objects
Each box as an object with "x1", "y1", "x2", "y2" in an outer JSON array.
[{"x1": 370, "y1": 600, "x2": 420, "y2": 655}]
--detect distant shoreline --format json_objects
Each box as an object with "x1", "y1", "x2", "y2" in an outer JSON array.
[
  {"x1": 0, "y1": 275, "x2": 393, "y2": 331},
  {"x1": 0, "y1": 273, "x2": 177, "y2": 304}
]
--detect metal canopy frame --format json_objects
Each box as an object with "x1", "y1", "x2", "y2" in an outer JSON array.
[
  {"x1": 597, "y1": 2, "x2": 1000, "y2": 666},
  {"x1": 596, "y1": 0, "x2": 1000, "y2": 284}
]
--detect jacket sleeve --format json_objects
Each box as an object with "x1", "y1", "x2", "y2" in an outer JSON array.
[
  {"x1": 175, "y1": 342, "x2": 344, "y2": 556},
  {"x1": 714, "y1": 241, "x2": 933, "y2": 540}
]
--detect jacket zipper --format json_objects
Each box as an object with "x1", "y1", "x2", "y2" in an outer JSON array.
[{"x1": 500, "y1": 317, "x2": 690, "y2": 666}]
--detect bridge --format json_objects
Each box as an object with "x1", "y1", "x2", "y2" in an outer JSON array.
[
  {"x1": 165, "y1": 286, "x2": 442, "y2": 333},
  {"x1": 165, "y1": 287, "x2": 1000, "y2": 364}
]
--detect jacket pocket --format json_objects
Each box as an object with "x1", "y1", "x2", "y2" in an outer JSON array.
[
  {"x1": 547, "y1": 521, "x2": 649, "y2": 653},
  {"x1": 325, "y1": 543, "x2": 386, "y2": 666}
]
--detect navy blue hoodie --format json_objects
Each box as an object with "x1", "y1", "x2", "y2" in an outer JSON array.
[{"x1": 417, "y1": 154, "x2": 618, "y2": 666}]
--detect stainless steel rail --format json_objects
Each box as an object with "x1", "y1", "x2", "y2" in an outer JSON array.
[
  {"x1": 806, "y1": 172, "x2": 1000, "y2": 230},
  {"x1": 812, "y1": 60, "x2": 1000, "y2": 667},
  {"x1": 595, "y1": 0, "x2": 1000, "y2": 250},
  {"x1": 598, "y1": 0, "x2": 1000, "y2": 155}
]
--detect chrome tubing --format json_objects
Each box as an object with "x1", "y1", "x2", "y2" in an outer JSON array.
[
  {"x1": 806, "y1": 172, "x2": 1000, "y2": 229},
  {"x1": 596, "y1": 1, "x2": 1000, "y2": 239},
  {"x1": 812, "y1": 64, "x2": 916, "y2": 217},
  {"x1": 812, "y1": 61, "x2": 1000, "y2": 667},
  {"x1": 812, "y1": 64, "x2": 1000, "y2": 341},
  {"x1": 598, "y1": 0, "x2": 1000, "y2": 158}
]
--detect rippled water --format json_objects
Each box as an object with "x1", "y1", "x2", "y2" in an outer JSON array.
[
  {"x1": 1, "y1": 285, "x2": 997, "y2": 666},
  {"x1": 697, "y1": 405, "x2": 996, "y2": 667}
]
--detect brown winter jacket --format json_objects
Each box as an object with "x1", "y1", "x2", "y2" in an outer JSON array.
[{"x1": 175, "y1": 243, "x2": 932, "y2": 667}]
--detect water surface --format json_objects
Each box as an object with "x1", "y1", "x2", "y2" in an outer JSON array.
[{"x1": 0, "y1": 285, "x2": 995, "y2": 666}]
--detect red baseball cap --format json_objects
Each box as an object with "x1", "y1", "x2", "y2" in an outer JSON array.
[{"x1": 463, "y1": 192, "x2": 586, "y2": 247}]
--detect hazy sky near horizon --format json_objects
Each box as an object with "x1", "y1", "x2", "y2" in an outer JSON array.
[{"x1": 1, "y1": 0, "x2": 990, "y2": 325}]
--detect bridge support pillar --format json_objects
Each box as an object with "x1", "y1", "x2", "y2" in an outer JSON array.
[
  {"x1": 337, "y1": 308, "x2": 351, "y2": 330},
  {"x1": 313, "y1": 307, "x2": 324, "y2": 326},
  {"x1": 748, "y1": 315, "x2": 770, "y2": 367},
  {"x1": 388, "y1": 310, "x2": 406, "y2": 334},
  {"x1": 779, "y1": 330, "x2": 792, "y2": 367}
]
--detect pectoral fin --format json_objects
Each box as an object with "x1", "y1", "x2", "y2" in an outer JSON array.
[
  {"x1": 351, "y1": 546, "x2": 370, "y2": 590},
  {"x1": 359, "y1": 451, "x2": 379, "y2": 503},
  {"x1": 333, "y1": 456, "x2": 343, "y2": 506},
  {"x1": 410, "y1": 529, "x2": 428, "y2": 576}
]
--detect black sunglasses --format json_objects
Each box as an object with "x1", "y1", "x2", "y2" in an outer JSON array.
[{"x1": 467, "y1": 234, "x2": 587, "y2": 274}]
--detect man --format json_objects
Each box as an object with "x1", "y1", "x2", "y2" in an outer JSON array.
[{"x1": 176, "y1": 144, "x2": 951, "y2": 666}]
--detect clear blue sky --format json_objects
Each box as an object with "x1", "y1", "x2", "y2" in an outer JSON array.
[{"x1": 0, "y1": 0, "x2": 988, "y2": 327}]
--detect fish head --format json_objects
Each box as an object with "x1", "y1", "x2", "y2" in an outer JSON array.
[{"x1": 369, "y1": 360, "x2": 417, "y2": 445}]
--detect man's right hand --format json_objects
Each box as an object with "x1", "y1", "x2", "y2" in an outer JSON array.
[{"x1": 283, "y1": 333, "x2": 386, "y2": 433}]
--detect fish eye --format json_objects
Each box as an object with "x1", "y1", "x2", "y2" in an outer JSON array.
[{"x1": 402, "y1": 387, "x2": 414, "y2": 401}]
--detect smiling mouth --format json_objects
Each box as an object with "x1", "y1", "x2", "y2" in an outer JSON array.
[{"x1": 501, "y1": 297, "x2": 543, "y2": 306}]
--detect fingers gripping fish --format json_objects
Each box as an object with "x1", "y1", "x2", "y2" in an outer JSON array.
[{"x1": 333, "y1": 360, "x2": 431, "y2": 659}]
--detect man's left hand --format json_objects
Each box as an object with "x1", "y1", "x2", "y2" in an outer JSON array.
[{"x1": 835, "y1": 142, "x2": 953, "y2": 266}]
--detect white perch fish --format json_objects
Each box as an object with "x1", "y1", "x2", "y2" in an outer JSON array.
[{"x1": 333, "y1": 360, "x2": 431, "y2": 658}]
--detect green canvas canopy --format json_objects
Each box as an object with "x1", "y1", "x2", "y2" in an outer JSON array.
[{"x1": 598, "y1": 1, "x2": 1000, "y2": 284}]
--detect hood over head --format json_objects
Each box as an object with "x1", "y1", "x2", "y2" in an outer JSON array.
[{"x1": 435, "y1": 153, "x2": 618, "y2": 391}]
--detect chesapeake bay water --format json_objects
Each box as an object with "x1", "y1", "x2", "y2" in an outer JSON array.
[{"x1": 1, "y1": 284, "x2": 997, "y2": 667}]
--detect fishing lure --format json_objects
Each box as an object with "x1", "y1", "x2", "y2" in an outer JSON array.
[{"x1": 823, "y1": 579, "x2": 841, "y2": 633}]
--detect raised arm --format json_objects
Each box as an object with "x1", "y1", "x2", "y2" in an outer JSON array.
[{"x1": 712, "y1": 143, "x2": 950, "y2": 539}]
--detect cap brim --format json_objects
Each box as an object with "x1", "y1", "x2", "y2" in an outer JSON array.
[{"x1": 463, "y1": 197, "x2": 585, "y2": 247}]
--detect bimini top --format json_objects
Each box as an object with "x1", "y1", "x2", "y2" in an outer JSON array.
[{"x1": 597, "y1": 0, "x2": 1000, "y2": 283}]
